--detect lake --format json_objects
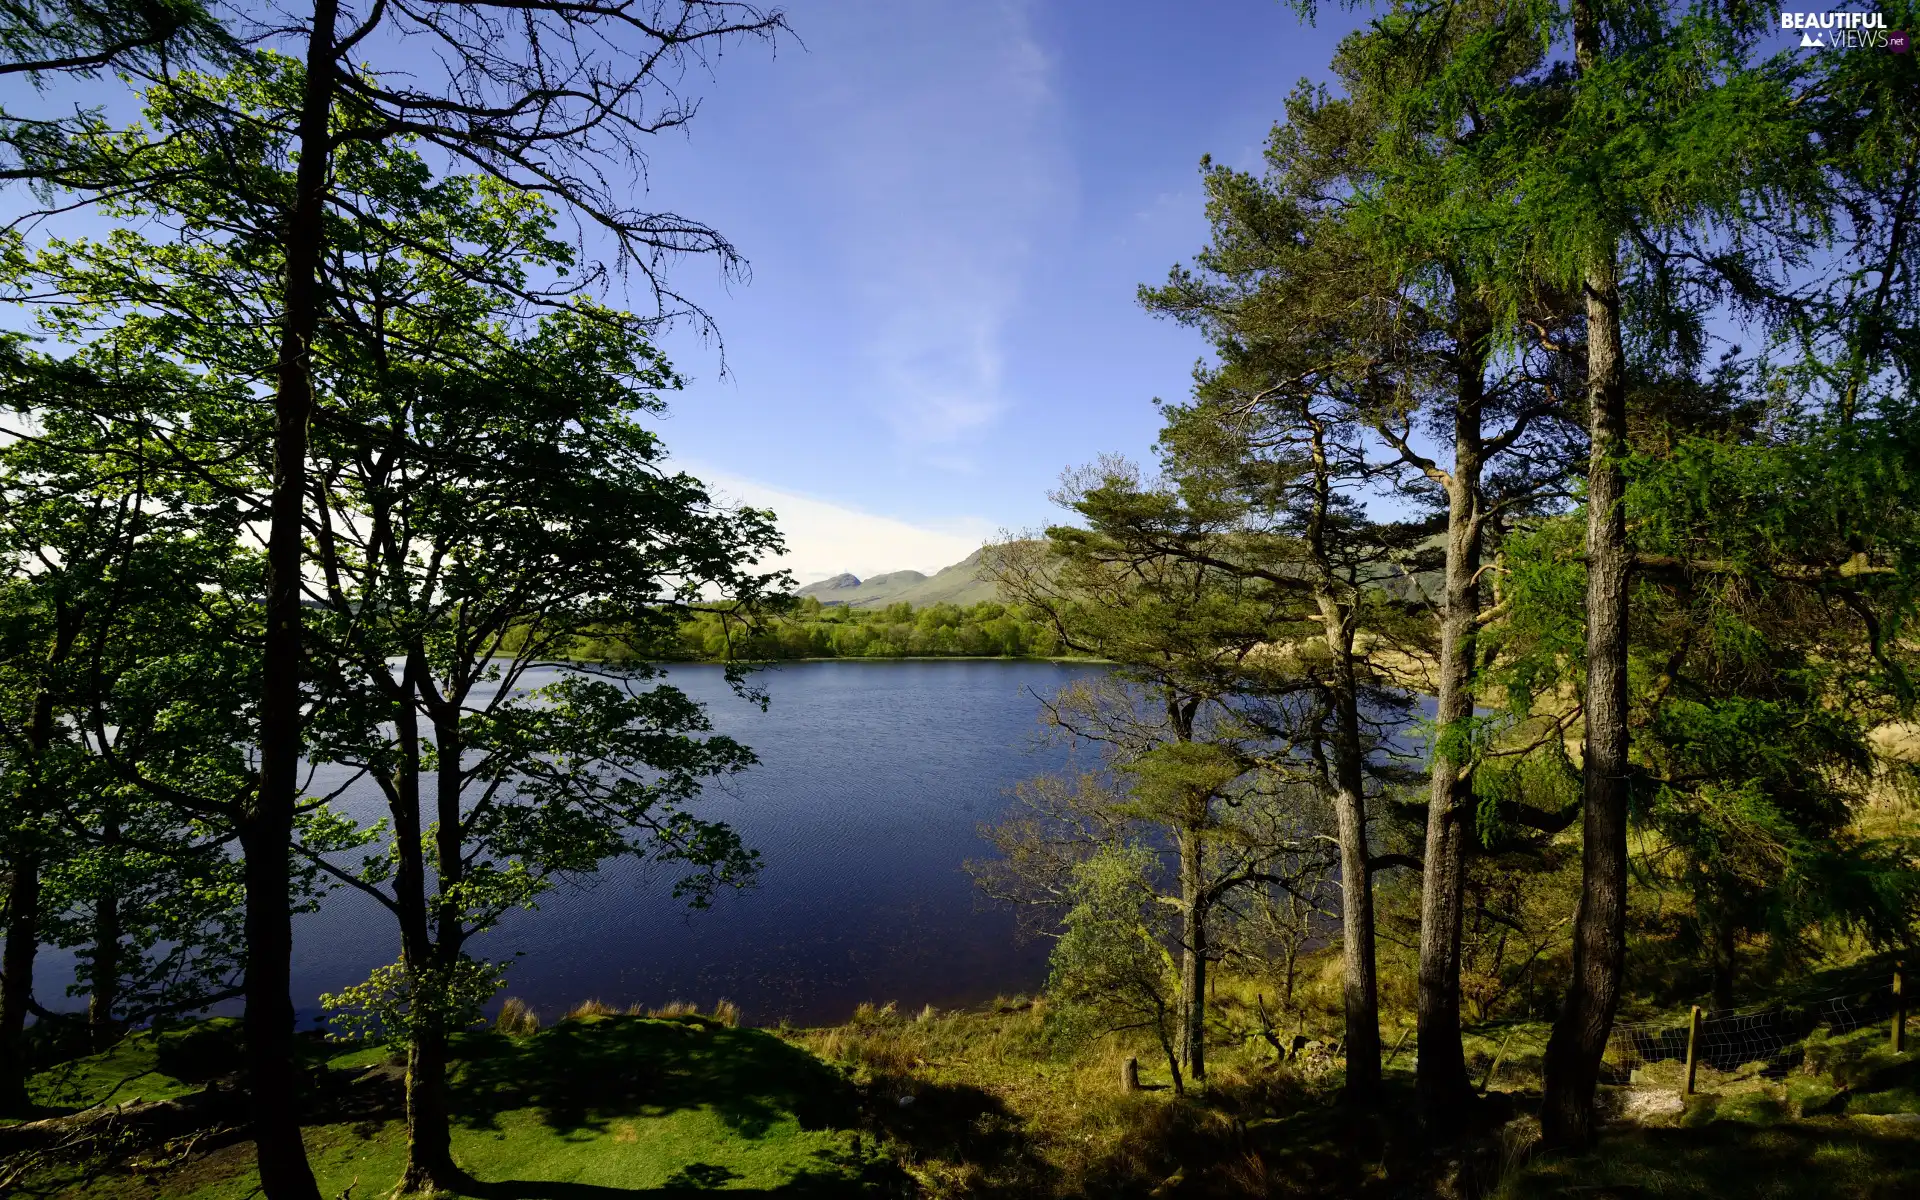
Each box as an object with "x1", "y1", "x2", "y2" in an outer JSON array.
[{"x1": 275, "y1": 660, "x2": 1100, "y2": 1028}]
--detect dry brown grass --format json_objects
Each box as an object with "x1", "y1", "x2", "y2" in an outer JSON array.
[
  {"x1": 563, "y1": 998, "x2": 619, "y2": 1020},
  {"x1": 647, "y1": 1000, "x2": 698, "y2": 1018},
  {"x1": 495, "y1": 996, "x2": 540, "y2": 1036},
  {"x1": 784, "y1": 986, "x2": 1333, "y2": 1197},
  {"x1": 711, "y1": 998, "x2": 741, "y2": 1028}
]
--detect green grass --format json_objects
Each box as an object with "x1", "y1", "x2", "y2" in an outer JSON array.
[
  {"x1": 19, "y1": 996, "x2": 1919, "y2": 1198},
  {"x1": 1495, "y1": 1118, "x2": 1920, "y2": 1200},
  {"x1": 1495, "y1": 1021, "x2": 1920, "y2": 1199},
  {"x1": 18, "y1": 1014, "x2": 898, "y2": 1198},
  {"x1": 17, "y1": 1019, "x2": 252, "y2": 1116}
]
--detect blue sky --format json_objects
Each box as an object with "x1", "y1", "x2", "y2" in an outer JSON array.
[
  {"x1": 0, "y1": 5, "x2": 1839, "y2": 587},
  {"x1": 625, "y1": 0, "x2": 1370, "y2": 582}
]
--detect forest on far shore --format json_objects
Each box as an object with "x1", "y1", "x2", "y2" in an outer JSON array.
[{"x1": 664, "y1": 596, "x2": 1068, "y2": 661}]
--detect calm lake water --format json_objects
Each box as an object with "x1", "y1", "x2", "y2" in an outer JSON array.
[{"x1": 258, "y1": 660, "x2": 1099, "y2": 1028}]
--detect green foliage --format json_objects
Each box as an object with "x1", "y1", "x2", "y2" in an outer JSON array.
[
  {"x1": 669, "y1": 597, "x2": 1064, "y2": 661},
  {"x1": 1047, "y1": 846, "x2": 1182, "y2": 1075},
  {"x1": 0, "y1": 340, "x2": 290, "y2": 1034},
  {"x1": 321, "y1": 957, "x2": 508, "y2": 1051}
]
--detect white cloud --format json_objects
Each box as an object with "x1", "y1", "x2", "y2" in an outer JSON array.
[
  {"x1": 688, "y1": 465, "x2": 989, "y2": 584},
  {"x1": 802, "y1": 0, "x2": 1071, "y2": 456}
]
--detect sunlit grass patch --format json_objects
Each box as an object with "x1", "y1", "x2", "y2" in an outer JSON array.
[{"x1": 20, "y1": 1013, "x2": 895, "y2": 1199}]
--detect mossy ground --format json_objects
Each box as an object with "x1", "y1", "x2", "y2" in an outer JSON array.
[{"x1": 12, "y1": 1013, "x2": 898, "y2": 1198}]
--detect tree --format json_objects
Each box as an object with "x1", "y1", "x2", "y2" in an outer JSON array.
[
  {"x1": 1518, "y1": 3, "x2": 1877, "y2": 1143},
  {"x1": 0, "y1": 341, "x2": 272, "y2": 1104},
  {"x1": 297, "y1": 296, "x2": 781, "y2": 1189},
  {"x1": 1532, "y1": 0, "x2": 1636, "y2": 1145},
  {"x1": 7, "y1": 4, "x2": 784, "y2": 1190},
  {"x1": 0, "y1": 1, "x2": 228, "y2": 182},
  {"x1": 9, "y1": 12, "x2": 785, "y2": 1179},
  {"x1": 16, "y1": 146, "x2": 782, "y2": 1200},
  {"x1": 0, "y1": 0, "x2": 222, "y2": 1082},
  {"x1": 1295, "y1": 7, "x2": 1592, "y2": 1124},
  {"x1": 1047, "y1": 846, "x2": 1188, "y2": 1094},
  {"x1": 984, "y1": 493, "x2": 1327, "y2": 1087},
  {"x1": 989, "y1": 437, "x2": 1423, "y2": 1096},
  {"x1": 0, "y1": 428, "x2": 93, "y2": 1109},
  {"x1": 1134, "y1": 120, "x2": 1452, "y2": 1093}
]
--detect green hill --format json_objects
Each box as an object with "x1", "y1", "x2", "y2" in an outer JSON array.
[{"x1": 795, "y1": 547, "x2": 1003, "y2": 609}]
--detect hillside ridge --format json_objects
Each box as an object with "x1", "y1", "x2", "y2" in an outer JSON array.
[{"x1": 795, "y1": 548, "x2": 999, "y2": 609}]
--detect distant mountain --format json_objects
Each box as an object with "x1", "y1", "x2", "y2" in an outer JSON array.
[
  {"x1": 804, "y1": 572, "x2": 863, "y2": 593},
  {"x1": 795, "y1": 548, "x2": 1003, "y2": 609}
]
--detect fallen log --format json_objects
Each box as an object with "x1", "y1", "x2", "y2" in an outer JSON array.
[{"x1": 0, "y1": 1084, "x2": 242, "y2": 1155}]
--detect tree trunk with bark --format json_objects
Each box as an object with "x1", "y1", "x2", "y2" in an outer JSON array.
[
  {"x1": 397, "y1": 706, "x2": 467, "y2": 1192},
  {"x1": 402, "y1": 1028, "x2": 456, "y2": 1190},
  {"x1": 1323, "y1": 607, "x2": 1382, "y2": 1098},
  {"x1": 1178, "y1": 825, "x2": 1207, "y2": 1085},
  {"x1": 236, "y1": 816, "x2": 315, "y2": 1199},
  {"x1": 1540, "y1": 107, "x2": 1631, "y2": 1142},
  {"x1": 2, "y1": 624, "x2": 76, "y2": 1113},
  {"x1": 0, "y1": 850, "x2": 42, "y2": 1112},
  {"x1": 1299, "y1": 408, "x2": 1383, "y2": 1100},
  {"x1": 245, "y1": 2, "x2": 335, "y2": 1195},
  {"x1": 1416, "y1": 325, "x2": 1488, "y2": 1127},
  {"x1": 1711, "y1": 920, "x2": 1737, "y2": 1013},
  {"x1": 89, "y1": 812, "x2": 122, "y2": 1052}
]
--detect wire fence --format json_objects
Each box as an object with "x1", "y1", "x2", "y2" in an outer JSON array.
[{"x1": 1602, "y1": 980, "x2": 1903, "y2": 1087}]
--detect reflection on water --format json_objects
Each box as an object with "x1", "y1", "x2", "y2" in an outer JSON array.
[{"x1": 276, "y1": 659, "x2": 1098, "y2": 1027}]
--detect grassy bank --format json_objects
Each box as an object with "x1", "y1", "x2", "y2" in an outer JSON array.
[
  {"x1": 9, "y1": 1010, "x2": 899, "y2": 1198},
  {"x1": 10, "y1": 980, "x2": 1917, "y2": 1198},
  {"x1": 789, "y1": 979, "x2": 1920, "y2": 1198}
]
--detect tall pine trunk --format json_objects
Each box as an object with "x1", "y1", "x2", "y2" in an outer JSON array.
[
  {"x1": 1416, "y1": 325, "x2": 1488, "y2": 1126},
  {"x1": 1323, "y1": 609, "x2": 1382, "y2": 1097},
  {"x1": 246, "y1": 3, "x2": 335, "y2": 1194},
  {"x1": 1540, "y1": 180, "x2": 1630, "y2": 1147},
  {"x1": 237, "y1": 817, "x2": 313, "y2": 1197},
  {"x1": 1302, "y1": 412, "x2": 1381, "y2": 1099},
  {"x1": 1177, "y1": 827, "x2": 1207, "y2": 1084}
]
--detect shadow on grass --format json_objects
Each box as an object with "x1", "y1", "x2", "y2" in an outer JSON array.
[
  {"x1": 1510, "y1": 1118, "x2": 1920, "y2": 1199},
  {"x1": 451, "y1": 1016, "x2": 1054, "y2": 1195},
  {"x1": 857, "y1": 1074, "x2": 1058, "y2": 1196},
  {"x1": 450, "y1": 1016, "x2": 857, "y2": 1142},
  {"x1": 466, "y1": 1141, "x2": 903, "y2": 1198}
]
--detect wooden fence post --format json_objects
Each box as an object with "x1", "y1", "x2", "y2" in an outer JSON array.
[
  {"x1": 1684, "y1": 1005, "x2": 1703, "y2": 1096},
  {"x1": 1121, "y1": 1056, "x2": 1140, "y2": 1092},
  {"x1": 1895, "y1": 964, "x2": 1907, "y2": 1054}
]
